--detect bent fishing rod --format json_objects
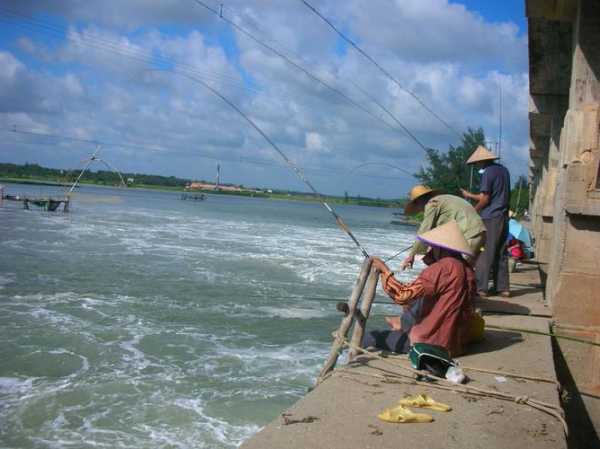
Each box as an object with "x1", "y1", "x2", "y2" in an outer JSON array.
[{"x1": 173, "y1": 71, "x2": 369, "y2": 258}]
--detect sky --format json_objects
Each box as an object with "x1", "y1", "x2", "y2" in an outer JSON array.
[{"x1": 0, "y1": 0, "x2": 529, "y2": 198}]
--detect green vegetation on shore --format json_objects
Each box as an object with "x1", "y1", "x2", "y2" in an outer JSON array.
[{"x1": 0, "y1": 163, "x2": 404, "y2": 208}]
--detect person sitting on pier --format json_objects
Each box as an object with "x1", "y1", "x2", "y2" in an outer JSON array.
[
  {"x1": 363, "y1": 220, "x2": 477, "y2": 357},
  {"x1": 401, "y1": 185, "x2": 486, "y2": 269}
]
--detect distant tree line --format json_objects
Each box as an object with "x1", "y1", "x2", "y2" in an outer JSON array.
[
  {"x1": 415, "y1": 128, "x2": 530, "y2": 215},
  {"x1": 0, "y1": 162, "x2": 193, "y2": 187}
]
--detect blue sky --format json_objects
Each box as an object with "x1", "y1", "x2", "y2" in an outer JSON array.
[{"x1": 0, "y1": 0, "x2": 529, "y2": 198}]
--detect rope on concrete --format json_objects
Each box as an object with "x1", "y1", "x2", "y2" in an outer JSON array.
[
  {"x1": 339, "y1": 340, "x2": 569, "y2": 435},
  {"x1": 485, "y1": 324, "x2": 600, "y2": 348}
]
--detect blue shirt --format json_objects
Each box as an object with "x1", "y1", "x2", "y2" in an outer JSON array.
[{"x1": 479, "y1": 163, "x2": 510, "y2": 219}]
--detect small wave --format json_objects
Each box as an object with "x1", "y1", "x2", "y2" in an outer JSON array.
[
  {"x1": 0, "y1": 273, "x2": 15, "y2": 290},
  {"x1": 0, "y1": 377, "x2": 34, "y2": 395},
  {"x1": 257, "y1": 306, "x2": 330, "y2": 320}
]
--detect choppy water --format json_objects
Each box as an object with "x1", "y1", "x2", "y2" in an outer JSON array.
[{"x1": 0, "y1": 183, "x2": 418, "y2": 448}]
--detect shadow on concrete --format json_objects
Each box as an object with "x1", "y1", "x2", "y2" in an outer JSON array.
[
  {"x1": 552, "y1": 337, "x2": 600, "y2": 449},
  {"x1": 475, "y1": 298, "x2": 532, "y2": 316},
  {"x1": 508, "y1": 286, "x2": 544, "y2": 298},
  {"x1": 510, "y1": 282, "x2": 544, "y2": 289},
  {"x1": 466, "y1": 329, "x2": 524, "y2": 355}
]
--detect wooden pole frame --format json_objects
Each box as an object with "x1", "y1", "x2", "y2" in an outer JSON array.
[
  {"x1": 316, "y1": 257, "x2": 372, "y2": 383},
  {"x1": 348, "y1": 267, "x2": 380, "y2": 360}
]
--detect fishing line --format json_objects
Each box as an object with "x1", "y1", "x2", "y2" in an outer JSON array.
[
  {"x1": 348, "y1": 79, "x2": 431, "y2": 153},
  {"x1": 0, "y1": 129, "x2": 417, "y2": 183},
  {"x1": 300, "y1": 0, "x2": 462, "y2": 139},
  {"x1": 348, "y1": 162, "x2": 415, "y2": 179},
  {"x1": 190, "y1": 0, "x2": 441, "y2": 154},
  {"x1": 189, "y1": 0, "x2": 404, "y2": 135},
  {"x1": 4, "y1": 6, "x2": 392, "y2": 255},
  {"x1": 245, "y1": 294, "x2": 396, "y2": 305},
  {"x1": 174, "y1": 70, "x2": 370, "y2": 257},
  {"x1": 189, "y1": 0, "x2": 441, "y2": 152}
]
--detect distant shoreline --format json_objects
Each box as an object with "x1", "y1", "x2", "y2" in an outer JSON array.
[{"x1": 0, "y1": 176, "x2": 404, "y2": 209}]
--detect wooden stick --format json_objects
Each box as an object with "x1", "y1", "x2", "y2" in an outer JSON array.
[
  {"x1": 316, "y1": 257, "x2": 372, "y2": 383},
  {"x1": 348, "y1": 267, "x2": 380, "y2": 360}
]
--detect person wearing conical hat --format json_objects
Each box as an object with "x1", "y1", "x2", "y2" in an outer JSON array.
[
  {"x1": 364, "y1": 221, "x2": 477, "y2": 357},
  {"x1": 460, "y1": 145, "x2": 511, "y2": 298},
  {"x1": 401, "y1": 185, "x2": 486, "y2": 269}
]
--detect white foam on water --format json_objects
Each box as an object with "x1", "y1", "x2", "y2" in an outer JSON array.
[
  {"x1": 161, "y1": 398, "x2": 262, "y2": 448},
  {"x1": 119, "y1": 333, "x2": 151, "y2": 371},
  {"x1": 0, "y1": 272, "x2": 15, "y2": 290},
  {"x1": 0, "y1": 377, "x2": 34, "y2": 395},
  {"x1": 1, "y1": 192, "x2": 420, "y2": 448},
  {"x1": 256, "y1": 306, "x2": 330, "y2": 320}
]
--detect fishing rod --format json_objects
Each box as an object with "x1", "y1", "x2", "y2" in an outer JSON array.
[
  {"x1": 173, "y1": 70, "x2": 370, "y2": 258},
  {"x1": 384, "y1": 244, "x2": 413, "y2": 263}
]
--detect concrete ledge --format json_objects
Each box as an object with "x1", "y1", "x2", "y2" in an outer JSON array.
[{"x1": 241, "y1": 266, "x2": 567, "y2": 449}]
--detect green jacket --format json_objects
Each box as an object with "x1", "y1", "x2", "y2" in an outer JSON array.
[{"x1": 410, "y1": 194, "x2": 486, "y2": 256}]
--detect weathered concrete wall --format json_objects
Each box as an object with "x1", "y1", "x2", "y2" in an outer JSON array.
[
  {"x1": 527, "y1": 12, "x2": 572, "y2": 271},
  {"x1": 546, "y1": 0, "x2": 600, "y2": 326},
  {"x1": 527, "y1": 0, "x2": 600, "y2": 440}
]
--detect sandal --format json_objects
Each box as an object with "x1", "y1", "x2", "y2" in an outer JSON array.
[{"x1": 377, "y1": 404, "x2": 433, "y2": 423}]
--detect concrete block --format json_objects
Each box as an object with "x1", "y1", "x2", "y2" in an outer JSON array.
[
  {"x1": 582, "y1": 104, "x2": 600, "y2": 151},
  {"x1": 526, "y1": 0, "x2": 577, "y2": 21},
  {"x1": 553, "y1": 271, "x2": 600, "y2": 327}
]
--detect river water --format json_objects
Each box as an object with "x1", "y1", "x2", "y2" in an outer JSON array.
[{"x1": 0, "y1": 183, "x2": 418, "y2": 448}]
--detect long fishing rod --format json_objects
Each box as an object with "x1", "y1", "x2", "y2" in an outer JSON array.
[
  {"x1": 384, "y1": 244, "x2": 413, "y2": 263},
  {"x1": 175, "y1": 71, "x2": 369, "y2": 257}
]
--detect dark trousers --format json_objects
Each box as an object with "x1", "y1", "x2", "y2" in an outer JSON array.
[
  {"x1": 476, "y1": 215, "x2": 509, "y2": 293},
  {"x1": 362, "y1": 329, "x2": 410, "y2": 353},
  {"x1": 362, "y1": 299, "x2": 423, "y2": 353}
]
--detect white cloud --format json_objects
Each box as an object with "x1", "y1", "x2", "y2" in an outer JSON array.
[
  {"x1": 305, "y1": 131, "x2": 327, "y2": 152},
  {"x1": 0, "y1": 0, "x2": 529, "y2": 198}
]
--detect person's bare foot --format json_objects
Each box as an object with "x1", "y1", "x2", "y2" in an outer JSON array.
[{"x1": 384, "y1": 315, "x2": 402, "y2": 331}]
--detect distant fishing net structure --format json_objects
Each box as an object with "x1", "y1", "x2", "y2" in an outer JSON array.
[
  {"x1": 0, "y1": 144, "x2": 128, "y2": 213},
  {"x1": 65, "y1": 145, "x2": 127, "y2": 198}
]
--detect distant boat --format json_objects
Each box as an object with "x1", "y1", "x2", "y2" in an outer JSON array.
[{"x1": 180, "y1": 192, "x2": 206, "y2": 201}]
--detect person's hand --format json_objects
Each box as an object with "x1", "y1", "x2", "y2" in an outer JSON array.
[
  {"x1": 400, "y1": 254, "x2": 414, "y2": 271},
  {"x1": 369, "y1": 256, "x2": 388, "y2": 273},
  {"x1": 422, "y1": 250, "x2": 435, "y2": 266},
  {"x1": 460, "y1": 188, "x2": 469, "y2": 199}
]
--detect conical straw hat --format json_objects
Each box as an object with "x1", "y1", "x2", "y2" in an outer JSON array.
[
  {"x1": 416, "y1": 220, "x2": 473, "y2": 256},
  {"x1": 404, "y1": 185, "x2": 441, "y2": 215},
  {"x1": 466, "y1": 145, "x2": 499, "y2": 164}
]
